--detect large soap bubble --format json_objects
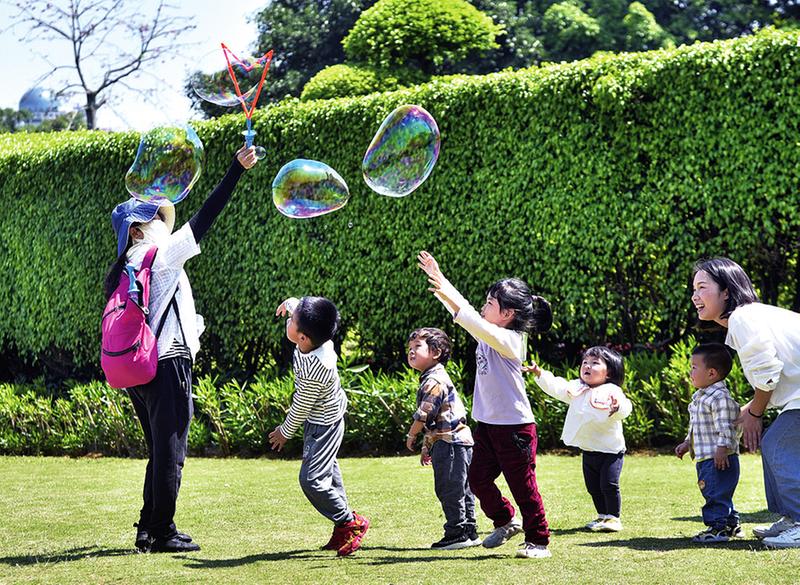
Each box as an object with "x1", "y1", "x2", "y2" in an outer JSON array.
[
  {"x1": 125, "y1": 125, "x2": 204, "y2": 204},
  {"x1": 191, "y1": 48, "x2": 269, "y2": 109},
  {"x1": 362, "y1": 104, "x2": 440, "y2": 197},
  {"x1": 272, "y1": 159, "x2": 349, "y2": 219}
]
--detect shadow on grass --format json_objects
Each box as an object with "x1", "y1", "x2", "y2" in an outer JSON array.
[
  {"x1": 550, "y1": 526, "x2": 588, "y2": 536},
  {"x1": 0, "y1": 546, "x2": 135, "y2": 566},
  {"x1": 672, "y1": 510, "x2": 773, "y2": 523},
  {"x1": 183, "y1": 546, "x2": 500, "y2": 569},
  {"x1": 579, "y1": 537, "x2": 769, "y2": 552}
]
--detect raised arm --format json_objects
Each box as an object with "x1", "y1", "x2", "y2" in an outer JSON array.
[
  {"x1": 417, "y1": 251, "x2": 523, "y2": 359},
  {"x1": 188, "y1": 146, "x2": 257, "y2": 243}
]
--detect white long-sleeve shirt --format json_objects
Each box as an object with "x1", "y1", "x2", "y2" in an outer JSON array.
[
  {"x1": 726, "y1": 302, "x2": 800, "y2": 412},
  {"x1": 127, "y1": 223, "x2": 204, "y2": 360},
  {"x1": 435, "y1": 278, "x2": 534, "y2": 425},
  {"x1": 534, "y1": 370, "x2": 632, "y2": 453}
]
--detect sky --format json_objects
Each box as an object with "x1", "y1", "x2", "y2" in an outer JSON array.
[{"x1": 0, "y1": 0, "x2": 267, "y2": 130}]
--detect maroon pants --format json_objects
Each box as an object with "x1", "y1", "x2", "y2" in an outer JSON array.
[{"x1": 468, "y1": 422, "x2": 550, "y2": 545}]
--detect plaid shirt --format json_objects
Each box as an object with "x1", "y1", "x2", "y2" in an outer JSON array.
[
  {"x1": 413, "y1": 364, "x2": 473, "y2": 447},
  {"x1": 686, "y1": 380, "x2": 741, "y2": 461}
]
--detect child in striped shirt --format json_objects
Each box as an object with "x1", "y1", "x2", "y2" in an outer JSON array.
[
  {"x1": 675, "y1": 343, "x2": 742, "y2": 543},
  {"x1": 269, "y1": 296, "x2": 369, "y2": 556}
]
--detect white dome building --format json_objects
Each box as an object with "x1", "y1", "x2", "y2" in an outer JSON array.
[{"x1": 19, "y1": 87, "x2": 60, "y2": 125}]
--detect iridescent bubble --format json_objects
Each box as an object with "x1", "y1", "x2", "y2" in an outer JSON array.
[
  {"x1": 125, "y1": 125, "x2": 204, "y2": 204},
  {"x1": 272, "y1": 159, "x2": 349, "y2": 219},
  {"x1": 191, "y1": 48, "x2": 270, "y2": 109},
  {"x1": 362, "y1": 104, "x2": 440, "y2": 197}
]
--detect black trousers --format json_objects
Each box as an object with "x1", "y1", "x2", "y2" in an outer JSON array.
[
  {"x1": 582, "y1": 450, "x2": 624, "y2": 518},
  {"x1": 128, "y1": 357, "x2": 193, "y2": 539}
]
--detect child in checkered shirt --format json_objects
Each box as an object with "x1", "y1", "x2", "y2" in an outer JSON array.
[
  {"x1": 675, "y1": 343, "x2": 742, "y2": 543},
  {"x1": 405, "y1": 327, "x2": 480, "y2": 550}
]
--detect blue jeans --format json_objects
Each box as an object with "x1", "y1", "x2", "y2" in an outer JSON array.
[
  {"x1": 696, "y1": 455, "x2": 740, "y2": 529},
  {"x1": 431, "y1": 441, "x2": 476, "y2": 539},
  {"x1": 761, "y1": 409, "x2": 800, "y2": 521}
]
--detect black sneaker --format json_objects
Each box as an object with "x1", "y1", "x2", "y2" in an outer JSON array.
[
  {"x1": 691, "y1": 526, "x2": 730, "y2": 543},
  {"x1": 149, "y1": 536, "x2": 201, "y2": 553},
  {"x1": 466, "y1": 527, "x2": 482, "y2": 546},
  {"x1": 431, "y1": 533, "x2": 482, "y2": 550},
  {"x1": 134, "y1": 523, "x2": 152, "y2": 552},
  {"x1": 135, "y1": 524, "x2": 192, "y2": 551}
]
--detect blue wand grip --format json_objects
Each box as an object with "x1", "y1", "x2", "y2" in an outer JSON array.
[{"x1": 125, "y1": 265, "x2": 138, "y2": 298}]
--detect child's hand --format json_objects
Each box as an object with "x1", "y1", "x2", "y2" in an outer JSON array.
[
  {"x1": 608, "y1": 396, "x2": 620, "y2": 416},
  {"x1": 420, "y1": 447, "x2": 432, "y2": 466},
  {"x1": 417, "y1": 251, "x2": 443, "y2": 279},
  {"x1": 674, "y1": 440, "x2": 690, "y2": 459},
  {"x1": 521, "y1": 362, "x2": 542, "y2": 377},
  {"x1": 406, "y1": 433, "x2": 417, "y2": 452},
  {"x1": 714, "y1": 445, "x2": 730, "y2": 470},
  {"x1": 275, "y1": 297, "x2": 299, "y2": 317},
  {"x1": 268, "y1": 426, "x2": 288, "y2": 451},
  {"x1": 236, "y1": 145, "x2": 258, "y2": 170}
]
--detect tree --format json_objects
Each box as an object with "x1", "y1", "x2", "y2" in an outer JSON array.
[
  {"x1": 342, "y1": 0, "x2": 503, "y2": 74},
  {"x1": 623, "y1": 2, "x2": 673, "y2": 51},
  {"x1": 541, "y1": 1, "x2": 601, "y2": 61},
  {"x1": 7, "y1": 0, "x2": 195, "y2": 129},
  {"x1": 0, "y1": 109, "x2": 32, "y2": 133}
]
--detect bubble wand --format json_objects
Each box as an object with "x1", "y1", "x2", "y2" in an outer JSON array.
[{"x1": 221, "y1": 43, "x2": 273, "y2": 159}]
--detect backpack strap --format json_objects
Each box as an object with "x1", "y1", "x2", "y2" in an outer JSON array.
[
  {"x1": 154, "y1": 288, "x2": 181, "y2": 340},
  {"x1": 136, "y1": 246, "x2": 159, "y2": 309}
]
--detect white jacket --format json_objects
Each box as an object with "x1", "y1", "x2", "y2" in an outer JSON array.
[{"x1": 535, "y1": 370, "x2": 632, "y2": 453}]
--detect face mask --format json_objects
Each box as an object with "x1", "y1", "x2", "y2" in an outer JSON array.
[{"x1": 135, "y1": 219, "x2": 171, "y2": 246}]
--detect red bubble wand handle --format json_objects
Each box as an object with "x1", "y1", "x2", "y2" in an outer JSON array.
[{"x1": 222, "y1": 43, "x2": 273, "y2": 160}]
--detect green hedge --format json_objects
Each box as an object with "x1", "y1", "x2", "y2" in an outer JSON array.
[
  {"x1": 0, "y1": 339, "x2": 766, "y2": 456},
  {"x1": 300, "y1": 64, "x2": 426, "y2": 101},
  {"x1": 2, "y1": 29, "x2": 800, "y2": 376}
]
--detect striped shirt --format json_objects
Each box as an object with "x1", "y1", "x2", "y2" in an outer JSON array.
[
  {"x1": 278, "y1": 340, "x2": 348, "y2": 438},
  {"x1": 414, "y1": 364, "x2": 474, "y2": 447},
  {"x1": 685, "y1": 380, "x2": 741, "y2": 461}
]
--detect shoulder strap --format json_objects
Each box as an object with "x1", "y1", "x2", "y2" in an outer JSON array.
[
  {"x1": 135, "y1": 246, "x2": 159, "y2": 308},
  {"x1": 154, "y1": 287, "x2": 180, "y2": 339}
]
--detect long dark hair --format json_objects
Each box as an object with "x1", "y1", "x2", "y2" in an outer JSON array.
[
  {"x1": 693, "y1": 257, "x2": 759, "y2": 319},
  {"x1": 103, "y1": 225, "x2": 137, "y2": 299},
  {"x1": 486, "y1": 278, "x2": 553, "y2": 334}
]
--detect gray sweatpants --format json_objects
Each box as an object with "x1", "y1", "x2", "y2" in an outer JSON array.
[
  {"x1": 300, "y1": 418, "x2": 353, "y2": 525},
  {"x1": 431, "y1": 440, "x2": 476, "y2": 538}
]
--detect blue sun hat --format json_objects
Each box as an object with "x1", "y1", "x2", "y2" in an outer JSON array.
[{"x1": 111, "y1": 199, "x2": 176, "y2": 257}]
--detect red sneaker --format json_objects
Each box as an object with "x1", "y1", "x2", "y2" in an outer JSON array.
[
  {"x1": 321, "y1": 523, "x2": 349, "y2": 550},
  {"x1": 337, "y1": 512, "x2": 370, "y2": 557}
]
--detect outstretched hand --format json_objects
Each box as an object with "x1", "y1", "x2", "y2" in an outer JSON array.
[
  {"x1": 236, "y1": 145, "x2": 258, "y2": 170},
  {"x1": 417, "y1": 250, "x2": 445, "y2": 293},
  {"x1": 521, "y1": 362, "x2": 542, "y2": 377}
]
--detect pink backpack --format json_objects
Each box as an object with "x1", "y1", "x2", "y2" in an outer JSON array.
[{"x1": 101, "y1": 246, "x2": 163, "y2": 389}]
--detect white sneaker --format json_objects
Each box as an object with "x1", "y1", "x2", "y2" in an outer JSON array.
[
  {"x1": 753, "y1": 516, "x2": 795, "y2": 539},
  {"x1": 763, "y1": 524, "x2": 800, "y2": 549},
  {"x1": 482, "y1": 517, "x2": 523, "y2": 548},
  {"x1": 597, "y1": 517, "x2": 623, "y2": 532},
  {"x1": 515, "y1": 542, "x2": 551, "y2": 558},
  {"x1": 585, "y1": 516, "x2": 606, "y2": 531}
]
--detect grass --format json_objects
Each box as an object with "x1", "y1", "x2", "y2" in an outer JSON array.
[{"x1": 1, "y1": 453, "x2": 799, "y2": 584}]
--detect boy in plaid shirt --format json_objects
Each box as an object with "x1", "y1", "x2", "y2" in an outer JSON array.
[
  {"x1": 675, "y1": 343, "x2": 742, "y2": 543},
  {"x1": 405, "y1": 328, "x2": 480, "y2": 550}
]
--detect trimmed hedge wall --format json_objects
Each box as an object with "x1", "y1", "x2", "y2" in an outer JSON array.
[{"x1": 2, "y1": 29, "x2": 800, "y2": 376}]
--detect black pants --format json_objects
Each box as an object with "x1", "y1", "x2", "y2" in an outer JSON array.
[
  {"x1": 128, "y1": 357, "x2": 193, "y2": 539},
  {"x1": 582, "y1": 450, "x2": 624, "y2": 518}
]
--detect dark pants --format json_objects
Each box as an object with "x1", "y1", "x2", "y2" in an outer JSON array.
[
  {"x1": 468, "y1": 422, "x2": 550, "y2": 545},
  {"x1": 128, "y1": 357, "x2": 193, "y2": 540},
  {"x1": 582, "y1": 450, "x2": 624, "y2": 518},
  {"x1": 697, "y1": 455, "x2": 740, "y2": 530},
  {"x1": 431, "y1": 441, "x2": 476, "y2": 538}
]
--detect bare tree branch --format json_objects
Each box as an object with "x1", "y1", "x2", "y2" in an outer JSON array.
[{"x1": 6, "y1": 0, "x2": 196, "y2": 129}]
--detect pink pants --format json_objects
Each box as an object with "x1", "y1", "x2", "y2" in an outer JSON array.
[{"x1": 468, "y1": 422, "x2": 550, "y2": 545}]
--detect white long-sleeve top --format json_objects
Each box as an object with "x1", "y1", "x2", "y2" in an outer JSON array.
[
  {"x1": 534, "y1": 370, "x2": 632, "y2": 453},
  {"x1": 127, "y1": 223, "x2": 204, "y2": 360},
  {"x1": 435, "y1": 278, "x2": 534, "y2": 425},
  {"x1": 726, "y1": 303, "x2": 800, "y2": 412}
]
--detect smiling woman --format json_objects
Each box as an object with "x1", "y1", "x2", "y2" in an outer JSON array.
[{"x1": 691, "y1": 257, "x2": 800, "y2": 549}]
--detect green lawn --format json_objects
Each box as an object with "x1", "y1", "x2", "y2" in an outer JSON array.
[{"x1": 1, "y1": 453, "x2": 799, "y2": 584}]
